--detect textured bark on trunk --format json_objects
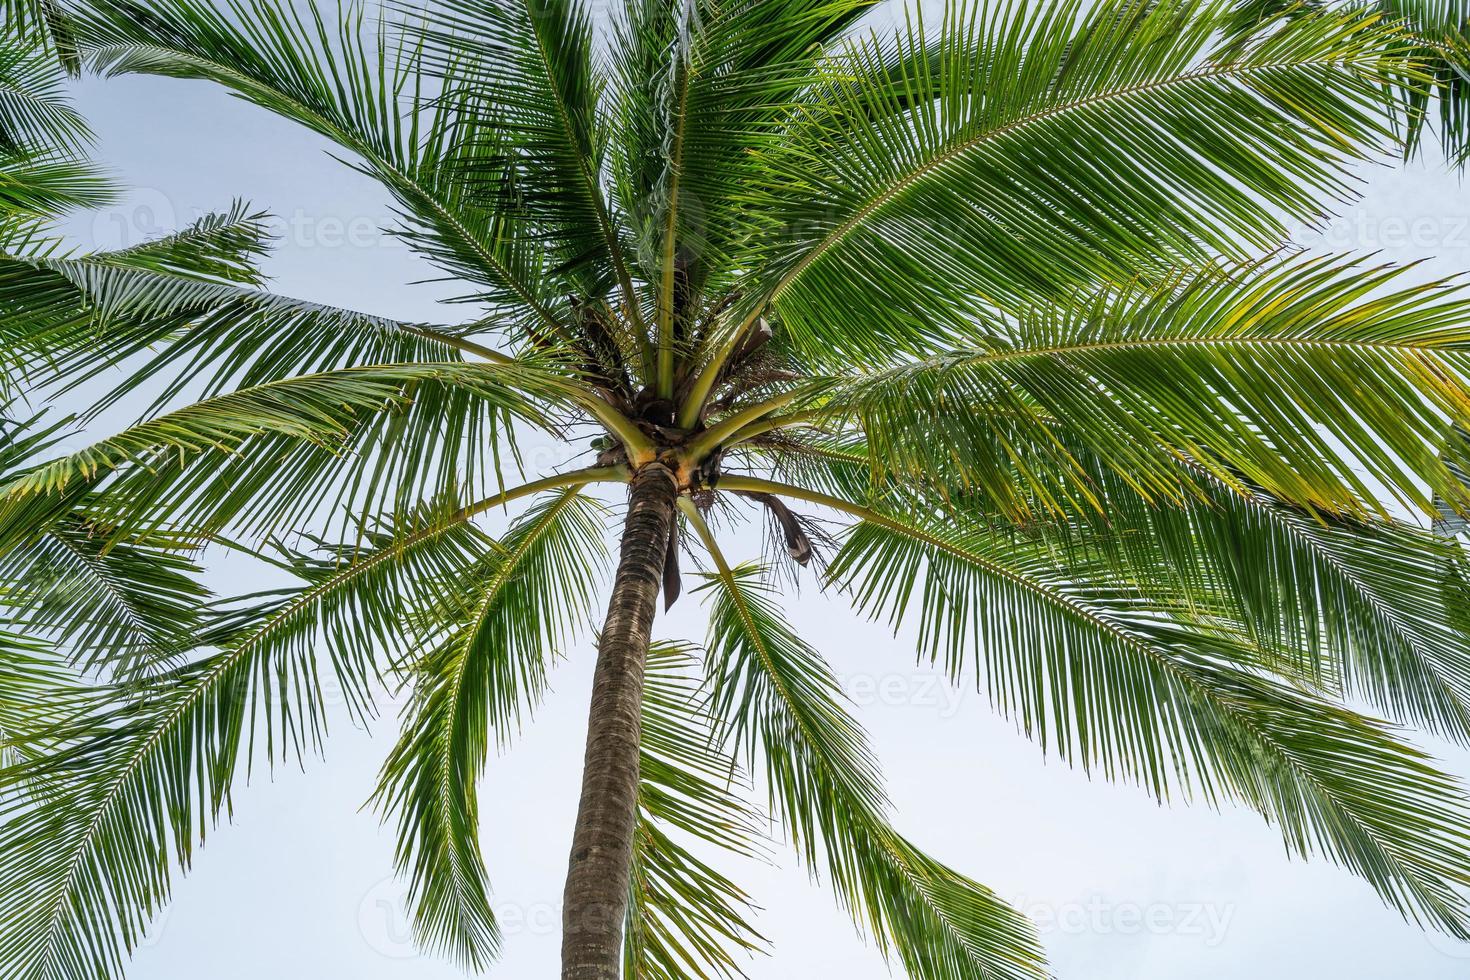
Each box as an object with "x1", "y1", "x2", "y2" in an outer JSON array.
[{"x1": 561, "y1": 462, "x2": 677, "y2": 980}]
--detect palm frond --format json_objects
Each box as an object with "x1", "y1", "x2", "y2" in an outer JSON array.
[
  {"x1": 0, "y1": 361, "x2": 561, "y2": 547},
  {"x1": 0, "y1": 479, "x2": 532, "y2": 979},
  {"x1": 12, "y1": 231, "x2": 499, "y2": 416},
  {"x1": 371, "y1": 488, "x2": 608, "y2": 969},
  {"x1": 737, "y1": 0, "x2": 1418, "y2": 367},
  {"x1": 1386, "y1": 0, "x2": 1470, "y2": 162},
  {"x1": 0, "y1": 517, "x2": 208, "y2": 672},
  {"x1": 626, "y1": 640, "x2": 767, "y2": 980},
  {"x1": 826, "y1": 503, "x2": 1470, "y2": 937},
  {"x1": 0, "y1": 18, "x2": 107, "y2": 231},
  {"x1": 70, "y1": 0, "x2": 566, "y2": 328},
  {"x1": 0, "y1": 650, "x2": 320, "y2": 978},
  {"x1": 1066, "y1": 458, "x2": 1470, "y2": 744},
  {"x1": 609, "y1": 0, "x2": 877, "y2": 379},
  {"x1": 0, "y1": 31, "x2": 89, "y2": 151},
  {"x1": 690, "y1": 544, "x2": 1049, "y2": 980},
  {"x1": 0, "y1": 146, "x2": 111, "y2": 227},
  {"x1": 2, "y1": 203, "x2": 267, "y2": 389},
  {"x1": 1230, "y1": 0, "x2": 1470, "y2": 164},
  {"x1": 755, "y1": 421, "x2": 1470, "y2": 743},
  {"x1": 0, "y1": 628, "x2": 78, "y2": 767},
  {"x1": 401, "y1": 0, "x2": 641, "y2": 313},
  {"x1": 0, "y1": 411, "x2": 200, "y2": 674},
  {"x1": 825, "y1": 255, "x2": 1470, "y2": 520}
]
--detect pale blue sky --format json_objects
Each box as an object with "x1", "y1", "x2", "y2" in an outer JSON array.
[{"x1": 48, "y1": 17, "x2": 1470, "y2": 979}]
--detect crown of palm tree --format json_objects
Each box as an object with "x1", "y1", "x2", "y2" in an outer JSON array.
[{"x1": 5, "y1": 0, "x2": 1470, "y2": 978}]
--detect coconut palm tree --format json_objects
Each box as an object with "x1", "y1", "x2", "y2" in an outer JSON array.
[{"x1": 6, "y1": 0, "x2": 1470, "y2": 978}]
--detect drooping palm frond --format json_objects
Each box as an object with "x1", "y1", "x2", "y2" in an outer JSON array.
[
  {"x1": 0, "y1": 475, "x2": 592, "y2": 979},
  {"x1": 0, "y1": 412, "x2": 210, "y2": 672},
  {"x1": 687, "y1": 535, "x2": 1050, "y2": 980},
  {"x1": 372, "y1": 488, "x2": 609, "y2": 970},
  {"x1": 1227, "y1": 0, "x2": 1470, "y2": 163},
  {"x1": 818, "y1": 499, "x2": 1470, "y2": 937},
  {"x1": 751, "y1": 428, "x2": 1470, "y2": 744},
  {"x1": 12, "y1": 247, "x2": 494, "y2": 415},
  {"x1": 1055, "y1": 458, "x2": 1470, "y2": 744},
  {"x1": 0, "y1": 16, "x2": 107, "y2": 234},
  {"x1": 2, "y1": 0, "x2": 82, "y2": 64},
  {"x1": 723, "y1": 0, "x2": 1419, "y2": 370},
  {"x1": 625, "y1": 640, "x2": 767, "y2": 980},
  {"x1": 0, "y1": 201, "x2": 549, "y2": 510},
  {"x1": 0, "y1": 517, "x2": 209, "y2": 671},
  {"x1": 1383, "y1": 0, "x2": 1470, "y2": 161},
  {"x1": 0, "y1": 645, "x2": 323, "y2": 979},
  {"x1": 0, "y1": 203, "x2": 261, "y2": 391},
  {"x1": 819, "y1": 255, "x2": 1470, "y2": 521}
]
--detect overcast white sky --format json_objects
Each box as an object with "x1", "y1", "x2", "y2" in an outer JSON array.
[{"x1": 49, "y1": 11, "x2": 1470, "y2": 978}]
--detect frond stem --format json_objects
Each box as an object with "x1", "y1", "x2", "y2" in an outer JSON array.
[
  {"x1": 675, "y1": 319, "x2": 749, "y2": 430},
  {"x1": 403, "y1": 326, "x2": 515, "y2": 364},
  {"x1": 680, "y1": 391, "x2": 801, "y2": 462}
]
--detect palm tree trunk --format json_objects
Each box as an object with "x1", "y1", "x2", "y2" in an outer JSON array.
[{"x1": 561, "y1": 462, "x2": 677, "y2": 980}]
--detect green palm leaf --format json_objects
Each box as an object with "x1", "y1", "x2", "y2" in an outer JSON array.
[
  {"x1": 0, "y1": 33, "x2": 89, "y2": 151},
  {"x1": 1231, "y1": 0, "x2": 1470, "y2": 163},
  {"x1": 0, "y1": 361, "x2": 561, "y2": 547},
  {"x1": 734, "y1": 0, "x2": 1418, "y2": 367},
  {"x1": 1386, "y1": 0, "x2": 1470, "y2": 161},
  {"x1": 0, "y1": 479, "x2": 553, "y2": 979},
  {"x1": 11, "y1": 243, "x2": 493, "y2": 417},
  {"x1": 0, "y1": 148, "x2": 110, "y2": 227},
  {"x1": 1063, "y1": 457, "x2": 1470, "y2": 743},
  {"x1": 70, "y1": 0, "x2": 568, "y2": 329},
  {"x1": 0, "y1": 518, "x2": 208, "y2": 671},
  {"x1": 402, "y1": 0, "x2": 642, "y2": 315},
  {"x1": 609, "y1": 0, "x2": 877, "y2": 388},
  {"x1": 0, "y1": 16, "x2": 108, "y2": 233},
  {"x1": 688, "y1": 537, "x2": 1049, "y2": 980},
  {"x1": 828, "y1": 255, "x2": 1470, "y2": 519},
  {"x1": 372, "y1": 488, "x2": 609, "y2": 970},
  {"x1": 0, "y1": 413, "x2": 210, "y2": 672},
  {"x1": 825, "y1": 503, "x2": 1470, "y2": 936},
  {"x1": 751, "y1": 431, "x2": 1470, "y2": 743},
  {"x1": 1, "y1": 202, "x2": 270, "y2": 382},
  {"x1": 0, "y1": 628, "x2": 77, "y2": 768},
  {"x1": 626, "y1": 640, "x2": 767, "y2": 980}
]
